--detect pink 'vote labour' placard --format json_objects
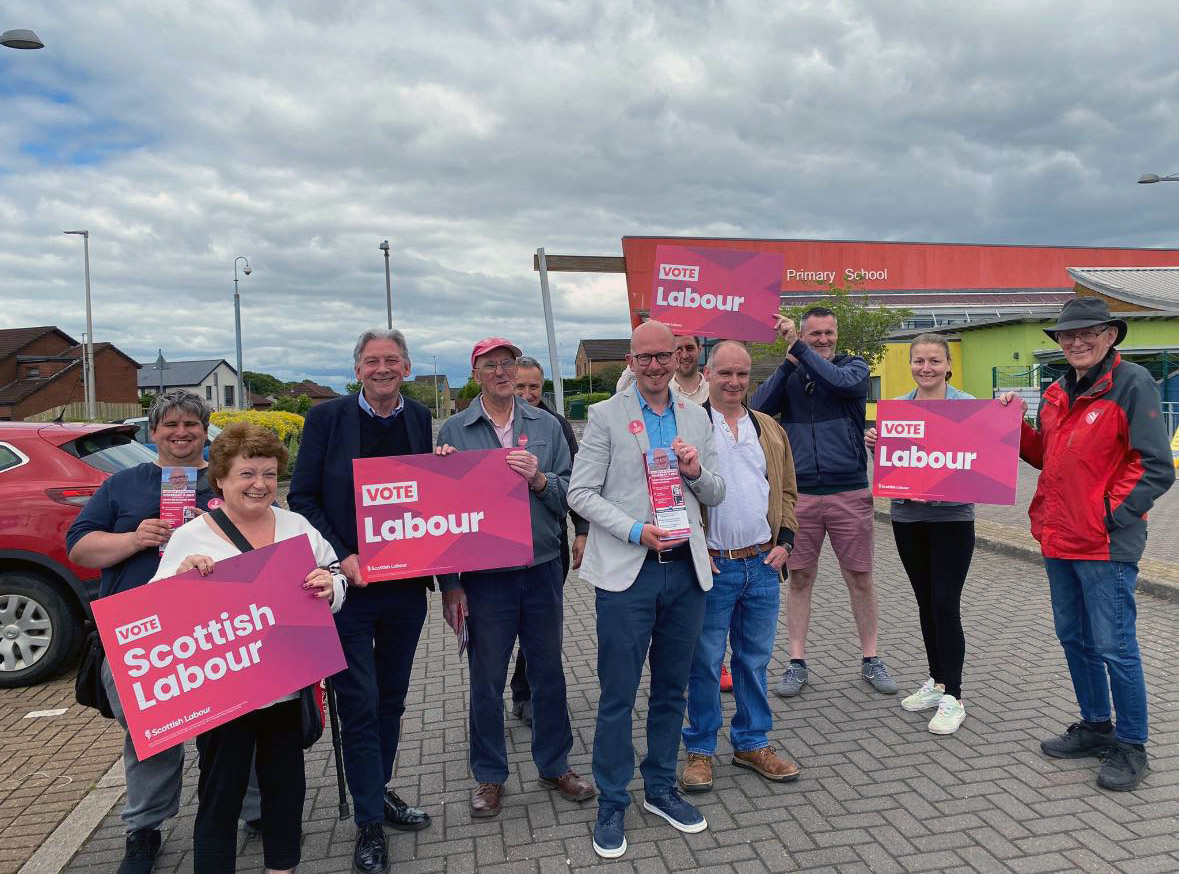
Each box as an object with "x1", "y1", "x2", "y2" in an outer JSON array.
[
  {"x1": 353, "y1": 449, "x2": 534, "y2": 583},
  {"x1": 872, "y1": 399, "x2": 1021, "y2": 504},
  {"x1": 649, "y1": 244, "x2": 784, "y2": 343},
  {"x1": 92, "y1": 535, "x2": 346, "y2": 760}
]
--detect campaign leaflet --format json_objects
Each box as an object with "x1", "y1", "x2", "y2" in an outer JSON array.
[
  {"x1": 92, "y1": 536, "x2": 346, "y2": 760},
  {"x1": 159, "y1": 467, "x2": 198, "y2": 554},
  {"x1": 872, "y1": 398, "x2": 1021, "y2": 504},
  {"x1": 644, "y1": 447, "x2": 691, "y2": 540}
]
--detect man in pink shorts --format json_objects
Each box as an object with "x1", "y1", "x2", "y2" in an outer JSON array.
[{"x1": 751, "y1": 307, "x2": 896, "y2": 697}]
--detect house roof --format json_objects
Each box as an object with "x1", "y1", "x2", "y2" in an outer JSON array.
[
  {"x1": 0, "y1": 326, "x2": 78, "y2": 359},
  {"x1": 411, "y1": 374, "x2": 449, "y2": 388},
  {"x1": 886, "y1": 310, "x2": 1179, "y2": 340},
  {"x1": 0, "y1": 360, "x2": 82, "y2": 404},
  {"x1": 578, "y1": 339, "x2": 630, "y2": 360},
  {"x1": 288, "y1": 379, "x2": 340, "y2": 399},
  {"x1": 1068, "y1": 267, "x2": 1179, "y2": 310},
  {"x1": 136, "y1": 358, "x2": 233, "y2": 389}
]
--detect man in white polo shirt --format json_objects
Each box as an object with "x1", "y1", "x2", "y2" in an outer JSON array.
[{"x1": 681, "y1": 341, "x2": 801, "y2": 791}]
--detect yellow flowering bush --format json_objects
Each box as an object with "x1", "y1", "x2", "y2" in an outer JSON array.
[{"x1": 210, "y1": 410, "x2": 304, "y2": 443}]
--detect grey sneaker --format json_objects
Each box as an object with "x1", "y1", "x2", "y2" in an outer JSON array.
[
  {"x1": 861, "y1": 658, "x2": 897, "y2": 694},
  {"x1": 775, "y1": 663, "x2": 809, "y2": 697}
]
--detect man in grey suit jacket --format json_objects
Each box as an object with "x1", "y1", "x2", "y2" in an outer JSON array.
[{"x1": 568, "y1": 321, "x2": 725, "y2": 860}]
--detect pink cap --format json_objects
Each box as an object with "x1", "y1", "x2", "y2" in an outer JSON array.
[{"x1": 470, "y1": 337, "x2": 521, "y2": 368}]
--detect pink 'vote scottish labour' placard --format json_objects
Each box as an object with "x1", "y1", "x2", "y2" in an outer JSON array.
[
  {"x1": 353, "y1": 449, "x2": 533, "y2": 583},
  {"x1": 92, "y1": 535, "x2": 346, "y2": 760},
  {"x1": 648, "y1": 244, "x2": 784, "y2": 343},
  {"x1": 872, "y1": 399, "x2": 1021, "y2": 504}
]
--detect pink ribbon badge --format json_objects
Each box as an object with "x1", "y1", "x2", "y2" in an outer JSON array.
[
  {"x1": 628, "y1": 420, "x2": 644, "y2": 434},
  {"x1": 207, "y1": 498, "x2": 224, "y2": 510}
]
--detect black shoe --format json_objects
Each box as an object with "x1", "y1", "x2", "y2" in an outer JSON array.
[
  {"x1": 242, "y1": 818, "x2": 262, "y2": 839},
  {"x1": 1097, "y1": 741, "x2": 1149, "y2": 792},
  {"x1": 512, "y1": 699, "x2": 533, "y2": 726},
  {"x1": 352, "y1": 822, "x2": 389, "y2": 874},
  {"x1": 118, "y1": 828, "x2": 161, "y2": 874},
  {"x1": 1040, "y1": 721, "x2": 1115, "y2": 759},
  {"x1": 383, "y1": 789, "x2": 431, "y2": 831}
]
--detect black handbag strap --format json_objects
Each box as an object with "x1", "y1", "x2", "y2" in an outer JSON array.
[{"x1": 209, "y1": 507, "x2": 255, "y2": 554}]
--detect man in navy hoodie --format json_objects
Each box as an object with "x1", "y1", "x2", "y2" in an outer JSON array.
[{"x1": 752, "y1": 307, "x2": 896, "y2": 698}]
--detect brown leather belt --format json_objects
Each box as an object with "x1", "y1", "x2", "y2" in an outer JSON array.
[{"x1": 708, "y1": 540, "x2": 773, "y2": 560}]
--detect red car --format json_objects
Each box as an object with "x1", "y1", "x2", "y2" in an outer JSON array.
[{"x1": 0, "y1": 422, "x2": 157, "y2": 687}]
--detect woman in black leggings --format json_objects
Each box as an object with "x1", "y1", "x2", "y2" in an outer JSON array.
[{"x1": 866, "y1": 334, "x2": 975, "y2": 735}]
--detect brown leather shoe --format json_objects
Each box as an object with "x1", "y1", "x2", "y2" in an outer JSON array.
[
  {"x1": 732, "y1": 746, "x2": 800, "y2": 782},
  {"x1": 681, "y1": 753, "x2": 714, "y2": 793},
  {"x1": 470, "y1": 782, "x2": 504, "y2": 818},
  {"x1": 539, "y1": 770, "x2": 596, "y2": 802}
]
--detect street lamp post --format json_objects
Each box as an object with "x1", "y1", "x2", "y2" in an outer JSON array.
[
  {"x1": 63, "y1": 230, "x2": 96, "y2": 419},
  {"x1": 1138, "y1": 173, "x2": 1179, "y2": 184},
  {"x1": 433, "y1": 355, "x2": 441, "y2": 419},
  {"x1": 234, "y1": 256, "x2": 251, "y2": 410},
  {"x1": 379, "y1": 240, "x2": 392, "y2": 328}
]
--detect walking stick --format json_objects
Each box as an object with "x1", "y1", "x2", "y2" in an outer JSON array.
[{"x1": 325, "y1": 677, "x2": 350, "y2": 820}]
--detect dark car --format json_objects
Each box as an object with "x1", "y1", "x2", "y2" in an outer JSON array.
[{"x1": 0, "y1": 422, "x2": 157, "y2": 687}]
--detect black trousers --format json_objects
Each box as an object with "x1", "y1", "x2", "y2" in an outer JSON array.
[
  {"x1": 510, "y1": 532, "x2": 571, "y2": 704},
  {"x1": 193, "y1": 699, "x2": 304, "y2": 873},
  {"x1": 891, "y1": 520, "x2": 975, "y2": 700}
]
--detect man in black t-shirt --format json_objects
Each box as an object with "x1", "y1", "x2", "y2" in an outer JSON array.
[{"x1": 67, "y1": 390, "x2": 214, "y2": 874}]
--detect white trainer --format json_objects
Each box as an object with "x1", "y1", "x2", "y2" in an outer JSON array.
[
  {"x1": 928, "y1": 695, "x2": 966, "y2": 735},
  {"x1": 901, "y1": 678, "x2": 945, "y2": 712}
]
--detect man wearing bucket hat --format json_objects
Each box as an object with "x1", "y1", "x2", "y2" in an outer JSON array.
[{"x1": 1000, "y1": 297, "x2": 1174, "y2": 792}]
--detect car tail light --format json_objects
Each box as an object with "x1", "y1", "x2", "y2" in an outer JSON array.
[{"x1": 46, "y1": 487, "x2": 98, "y2": 507}]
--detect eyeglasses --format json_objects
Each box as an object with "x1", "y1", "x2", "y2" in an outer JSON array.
[
  {"x1": 631, "y1": 351, "x2": 674, "y2": 366},
  {"x1": 479, "y1": 359, "x2": 518, "y2": 375},
  {"x1": 1055, "y1": 327, "x2": 1109, "y2": 345}
]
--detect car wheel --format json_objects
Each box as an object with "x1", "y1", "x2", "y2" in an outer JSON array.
[{"x1": 0, "y1": 572, "x2": 82, "y2": 688}]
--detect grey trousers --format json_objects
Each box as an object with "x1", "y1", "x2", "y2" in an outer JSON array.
[
  {"x1": 100, "y1": 661, "x2": 263, "y2": 830},
  {"x1": 101, "y1": 659, "x2": 185, "y2": 833}
]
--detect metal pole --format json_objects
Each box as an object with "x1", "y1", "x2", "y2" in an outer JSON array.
[
  {"x1": 233, "y1": 256, "x2": 250, "y2": 410},
  {"x1": 381, "y1": 240, "x2": 392, "y2": 328},
  {"x1": 433, "y1": 355, "x2": 440, "y2": 419},
  {"x1": 324, "y1": 678, "x2": 350, "y2": 820},
  {"x1": 82, "y1": 233, "x2": 96, "y2": 419},
  {"x1": 536, "y1": 248, "x2": 563, "y2": 414}
]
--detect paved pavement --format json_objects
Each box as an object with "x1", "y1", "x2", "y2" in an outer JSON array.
[
  {"x1": 58, "y1": 515, "x2": 1179, "y2": 873},
  {"x1": 0, "y1": 672, "x2": 124, "y2": 874}
]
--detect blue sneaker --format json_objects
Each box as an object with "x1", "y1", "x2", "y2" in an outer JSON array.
[
  {"x1": 592, "y1": 805, "x2": 627, "y2": 859},
  {"x1": 642, "y1": 788, "x2": 708, "y2": 833}
]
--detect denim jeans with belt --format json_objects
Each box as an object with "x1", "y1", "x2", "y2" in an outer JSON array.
[
  {"x1": 683, "y1": 553, "x2": 780, "y2": 755},
  {"x1": 1044, "y1": 558, "x2": 1148, "y2": 745}
]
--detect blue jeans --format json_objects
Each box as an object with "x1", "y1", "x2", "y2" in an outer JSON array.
[
  {"x1": 332, "y1": 582, "x2": 428, "y2": 825},
  {"x1": 1044, "y1": 558, "x2": 1148, "y2": 745},
  {"x1": 593, "y1": 557, "x2": 706, "y2": 809},
  {"x1": 463, "y1": 558, "x2": 573, "y2": 783},
  {"x1": 684, "y1": 554, "x2": 780, "y2": 754}
]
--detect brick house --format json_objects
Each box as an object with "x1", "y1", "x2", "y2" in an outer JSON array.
[
  {"x1": 285, "y1": 380, "x2": 341, "y2": 407},
  {"x1": 574, "y1": 339, "x2": 630, "y2": 378},
  {"x1": 409, "y1": 374, "x2": 452, "y2": 415},
  {"x1": 0, "y1": 326, "x2": 140, "y2": 421}
]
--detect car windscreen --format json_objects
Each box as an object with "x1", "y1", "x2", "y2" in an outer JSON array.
[{"x1": 61, "y1": 431, "x2": 159, "y2": 474}]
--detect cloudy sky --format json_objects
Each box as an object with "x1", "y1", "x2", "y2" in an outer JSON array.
[{"x1": 3, "y1": 0, "x2": 1178, "y2": 390}]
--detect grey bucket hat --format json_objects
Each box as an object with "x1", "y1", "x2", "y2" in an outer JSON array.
[{"x1": 1043, "y1": 297, "x2": 1128, "y2": 346}]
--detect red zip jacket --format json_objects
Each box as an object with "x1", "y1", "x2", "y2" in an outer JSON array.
[{"x1": 1020, "y1": 351, "x2": 1174, "y2": 562}]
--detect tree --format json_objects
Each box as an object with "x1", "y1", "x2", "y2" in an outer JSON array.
[
  {"x1": 401, "y1": 381, "x2": 437, "y2": 408},
  {"x1": 752, "y1": 280, "x2": 911, "y2": 369},
  {"x1": 273, "y1": 394, "x2": 312, "y2": 414},
  {"x1": 242, "y1": 370, "x2": 287, "y2": 398},
  {"x1": 139, "y1": 392, "x2": 155, "y2": 411},
  {"x1": 345, "y1": 380, "x2": 361, "y2": 394},
  {"x1": 456, "y1": 378, "x2": 481, "y2": 401}
]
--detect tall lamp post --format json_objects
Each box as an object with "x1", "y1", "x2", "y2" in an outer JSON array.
[
  {"x1": 63, "y1": 230, "x2": 97, "y2": 419},
  {"x1": 432, "y1": 355, "x2": 441, "y2": 419},
  {"x1": 379, "y1": 240, "x2": 392, "y2": 328},
  {"x1": 233, "y1": 256, "x2": 251, "y2": 410},
  {"x1": 1138, "y1": 173, "x2": 1179, "y2": 184}
]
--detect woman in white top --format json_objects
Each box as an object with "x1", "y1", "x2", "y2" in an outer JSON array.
[{"x1": 155, "y1": 422, "x2": 345, "y2": 874}]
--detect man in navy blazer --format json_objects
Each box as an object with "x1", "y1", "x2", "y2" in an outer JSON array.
[{"x1": 288, "y1": 328, "x2": 433, "y2": 874}]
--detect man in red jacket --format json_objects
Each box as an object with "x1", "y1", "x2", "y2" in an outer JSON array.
[{"x1": 1001, "y1": 298, "x2": 1174, "y2": 792}]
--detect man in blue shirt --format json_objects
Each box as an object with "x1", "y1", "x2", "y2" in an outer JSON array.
[{"x1": 68, "y1": 390, "x2": 215, "y2": 874}]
